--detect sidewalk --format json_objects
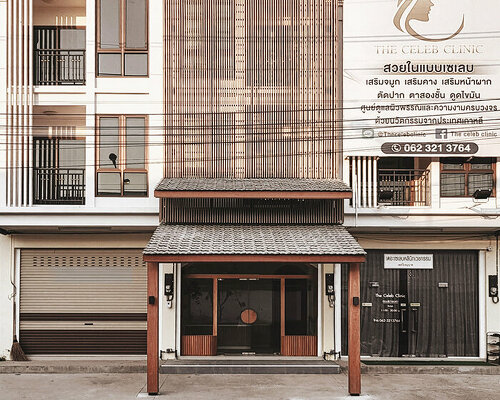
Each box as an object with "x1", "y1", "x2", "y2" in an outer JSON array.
[{"x1": 0, "y1": 372, "x2": 498, "y2": 400}]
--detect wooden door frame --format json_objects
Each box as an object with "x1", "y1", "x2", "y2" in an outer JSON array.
[{"x1": 183, "y1": 272, "x2": 316, "y2": 355}]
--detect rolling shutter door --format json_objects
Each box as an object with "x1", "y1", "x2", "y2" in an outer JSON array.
[{"x1": 20, "y1": 249, "x2": 147, "y2": 355}]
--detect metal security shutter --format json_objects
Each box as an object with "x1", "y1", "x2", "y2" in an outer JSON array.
[{"x1": 20, "y1": 249, "x2": 147, "y2": 355}]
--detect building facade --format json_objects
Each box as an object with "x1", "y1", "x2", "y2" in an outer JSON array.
[
  {"x1": 0, "y1": 0, "x2": 364, "y2": 374},
  {"x1": 0, "y1": 0, "x2": 498, "y2": 385},
  {"x1": 342, "y1": 0, "x2": 500, "y2": 360}
]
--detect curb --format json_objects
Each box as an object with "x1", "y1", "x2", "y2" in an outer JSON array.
[
  {"x1": 1, "y1": 361, "x2": 498, "y2": 375},
  {"x1": 337, "y1": 363, "x2": 500, "y2": 375},
  {"x1": 0, "y1": 362, "x2": 146, "y2": 374}
]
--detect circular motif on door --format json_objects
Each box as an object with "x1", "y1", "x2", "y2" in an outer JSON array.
[{"x1": 240, "y1": 308, "x2": 257, "y2": 325}]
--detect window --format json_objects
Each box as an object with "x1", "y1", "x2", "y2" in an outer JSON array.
[
  {"x1": 97, "y1": 0, "x2": 148, "y2": 76},
  {"x1": 34, "y1": 27, "x2": 86, "y2": 85},
  {"x1": 440, "y1": 158, "x2": 495, "y2": 197},
  {"x1": 96, "y1": 116, "x2": 147, "y2": 196}
]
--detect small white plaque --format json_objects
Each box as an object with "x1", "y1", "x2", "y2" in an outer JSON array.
[{"x1": 384, "y1": 254, "x2": 433, "y2": 270}]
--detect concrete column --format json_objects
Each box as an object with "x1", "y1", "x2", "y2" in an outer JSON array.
[{"x1": 0, "y1": 234, "x2": 13, "y2": 358}]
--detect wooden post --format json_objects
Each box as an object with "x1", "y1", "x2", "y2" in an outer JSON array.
[
  {"x1": 147, "y1": 262, "x2": 159, "y2": 395},
  {"x1": 280, "y1": 278, "x2": 285, "y2": 353},
  {"x1": 348, "y1": 262, "x2": 361, "y2": 396}
]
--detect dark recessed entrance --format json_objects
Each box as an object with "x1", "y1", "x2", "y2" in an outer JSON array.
[
  {"x1": 217, "y1": 279, "x2": 281, "y2": 354},
  {"x1": 181, "y1": 263, "x2": 318, "y2": 356}
]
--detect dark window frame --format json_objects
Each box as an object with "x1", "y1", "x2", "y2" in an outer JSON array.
[
  {"x1": 96, "y1": 115, "x2": 148, "y2": 197},
  {"x1": 96, "y1": 0, "x2": 149, "y2": 77},
  {"x1": 440, "y1": 157, "x2": 496, "y2": 198}
]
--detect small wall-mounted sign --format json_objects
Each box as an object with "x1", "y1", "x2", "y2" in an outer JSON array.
[
  {"x1": 438, "y1": 282, "x2": 449, "y2": 288},
  {"x1": 384, "y1": 254, "x2": 433, "y2": 270},
  {"x1": 410, "y1": 303, "x2": 421, "y2": 307},
  {"x1": 362, "y1": 303, "x2": 373, "y2": 307}
]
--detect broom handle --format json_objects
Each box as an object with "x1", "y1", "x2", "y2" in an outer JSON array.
[{"x1": 12, "y1": 284, "x2": 17, "y2": 340}]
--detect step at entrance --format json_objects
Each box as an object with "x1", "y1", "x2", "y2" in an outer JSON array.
[{"x1": 160, "y1": 359, "x2": 340, "y2": 374}]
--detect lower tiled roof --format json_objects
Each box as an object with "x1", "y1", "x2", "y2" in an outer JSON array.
[
  {"x1": 155, "y1": 178, "x2": 351, "y2": 192},
  {"x1": 144, "y1": 224, "x2": 365, "y2": 256}
]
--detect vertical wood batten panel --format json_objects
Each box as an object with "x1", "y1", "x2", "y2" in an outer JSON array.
[
  {"x1": 281, "y1": 335, "x2": 317, "y2": 356},
  {"x1": 181, "y1": 335, "x2": 217, "y2": 356},
  {"x1": 164, "y1": 0, "x2": 335, "y2": 179}
]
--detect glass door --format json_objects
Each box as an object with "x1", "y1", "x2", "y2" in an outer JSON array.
[{"x1": 217, "y1": 279, "x2": 280, "y2": 354}]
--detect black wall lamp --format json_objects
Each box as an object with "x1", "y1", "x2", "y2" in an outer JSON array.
[
  {"x1": 165, "y1": 273, "x2": 174, "y2": 308},
  {"x1": 325, "y1": 273, "x2": 334, "y2": 308},
  {"x1": 473, "y1": 189, "x2": 492, "y2": 200},
  {"x1": 378, "y1": 190, "x2": 394, "y2": 203}
]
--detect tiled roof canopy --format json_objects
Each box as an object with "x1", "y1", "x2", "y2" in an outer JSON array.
[
  {"x1": 155, "y1": 178, "x2": 351, "y2": 193},
  {"x1": 144, "y1": 224, "x2": 365, "y2": 256}
]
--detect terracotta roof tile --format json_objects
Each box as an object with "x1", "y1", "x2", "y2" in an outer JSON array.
[
  {"x1": 144, "y1": 224, "x2": 365, "y2": 256},
  {"x1": 155, "y1": 178, "x2": 351, "y2": 192}
]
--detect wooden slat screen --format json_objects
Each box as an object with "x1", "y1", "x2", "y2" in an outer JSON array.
[
  {"x1": 161, "y1": 198, "x2": 344, "y2": 224},
  {"x1": 181, "y1": 335, "x2": 217, "y2": 356},
  {"x1": 281, "y1": 335, "x2": 317, "y2": 356},
  {"x1": 164, "y1": 0, "x2": 335, "y2": 178}
]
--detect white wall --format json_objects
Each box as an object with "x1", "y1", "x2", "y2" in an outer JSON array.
[
  {"x1": 322, "y1": 263, "x2": 336, "y2": 358},
  {"x1": 0, "y1": 234, "x2": 14, "y2": 359},
  {"x1": 33, "y1": 7, "x2": 86, "y2": 26},
  {"x1": 0, "y1": 0, "x2": 7, "y2": 209},
  {"x1": 159, "y1": 263, "x2": 177, "y2": 359}
]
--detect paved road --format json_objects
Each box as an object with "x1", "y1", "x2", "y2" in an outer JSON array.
[{"x1": 1, "y1": 373, "x2": 498, "y2": 400}]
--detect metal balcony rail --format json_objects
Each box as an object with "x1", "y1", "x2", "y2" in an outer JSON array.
[
  {"x1": 377, "y1": 169, "x2": 430, "y2": 207},
  {"x1": 34, "y1": 49, "x2": 86, "y2": 85},
  {"x1": 33, "y1": 168, "x2": 85, "y2": 205}
]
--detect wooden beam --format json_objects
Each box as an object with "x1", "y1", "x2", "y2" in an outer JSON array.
[
  {"x1": 144, "y1": 254, "x2": 366, "y2": 264},
  {"x1": 185, "y1": 274, "x2": 313, "y2": 280},
  {"x1": 212, "y1": 278, "x2": 218, "y2": 337},
  {"x1": 280, "y1": 278, "x2": 285, "y2": 354},
  {"x1": 348, "y1": 262, "x2": 361, "y2": 396},
  {"x1": 154, "y1": 190, "x2": 352, "y2": 200},
  {"x1": 147, "y1": 262, "x2": 159, "y2": 395}
]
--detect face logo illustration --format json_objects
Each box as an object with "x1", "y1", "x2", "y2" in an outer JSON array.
[{"x1": 394, "y1": 0, "x2": 465, "y2": 42}]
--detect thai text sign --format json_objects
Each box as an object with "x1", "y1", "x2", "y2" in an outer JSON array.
[
  {"x1": 343, "y1": 0, "x2": 500, "y2": 157},
  {"x1": 384, "y1": 254, "x2": 434, "y2": 269}
]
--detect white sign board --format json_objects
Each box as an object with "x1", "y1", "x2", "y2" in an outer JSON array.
[
  {"x1": 384, "y1": 254, "x2": 434, "y2": 269},
  {"x1": 344, "y1": 0, "x2": 500, "y2": 157}
]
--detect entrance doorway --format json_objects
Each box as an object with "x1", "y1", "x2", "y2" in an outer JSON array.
[
  {"x1": 342, "y1": 250, "x2": 479, "y2": 357},
  {"x1": 217, "y1": 279, "x2": 281, "y2": 354},
  {"x1": 181, "y1": 263, "x2": 318, "y2": 356}
]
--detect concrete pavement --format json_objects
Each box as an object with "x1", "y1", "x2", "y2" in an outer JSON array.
[{"x1": 0, "y1": 373, "x2": 498, "y2": 400}]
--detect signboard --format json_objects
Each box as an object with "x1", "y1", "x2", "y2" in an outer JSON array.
[
  {"x1": 384, "y1": 254, "x2": 434, "y2": 269},
  {"x1": 344, "y1": 0, "x2": 500, "y2": 157}
]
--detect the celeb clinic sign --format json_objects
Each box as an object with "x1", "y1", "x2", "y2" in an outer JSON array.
[{"x1": 343, "y1": 0, "x2": 500, "y2": 157}]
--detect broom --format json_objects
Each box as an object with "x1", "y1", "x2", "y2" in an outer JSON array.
[
  {"x1": 10, "y1": 335, "x2": 28, "y2": 362},
  {"x1": 10, "y1": 286, "x2": 28, "y2": 361}
]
